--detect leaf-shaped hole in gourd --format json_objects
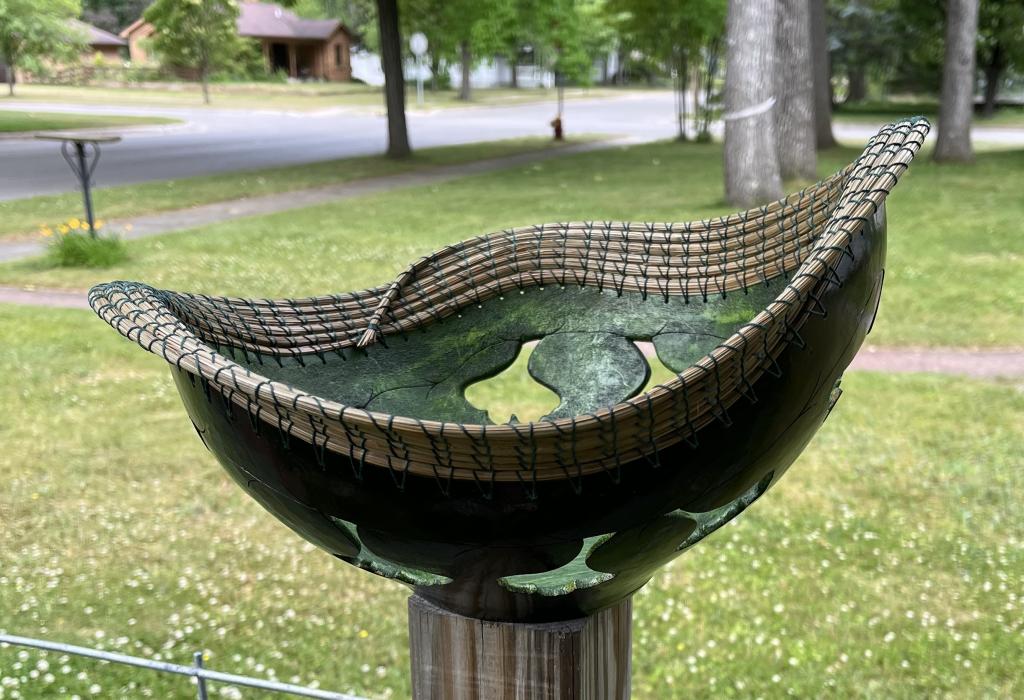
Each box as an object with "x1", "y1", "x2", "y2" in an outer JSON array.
[
  {"x1": 464, "y1": 343, "x2": 559, "y2": 423},
  {"x1": 636, "y1": 341, "x2": 679, "y2": 393}
]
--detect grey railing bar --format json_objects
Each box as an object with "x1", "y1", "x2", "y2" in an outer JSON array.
[{"x1": 0, "y1": 633, "x2": 365, "y2": 700}]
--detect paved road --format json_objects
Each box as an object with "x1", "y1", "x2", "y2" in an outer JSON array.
[{"x1": 3, "y1": 93, "x2": 1023, "y2": 201}]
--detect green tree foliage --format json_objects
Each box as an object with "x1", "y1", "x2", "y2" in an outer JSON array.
[
  {"x1": 80, "y1": 0, "x2": 150, "y2": 33},
  {"x1": 402, "y1": 0, "x2": 493, "y2": 99},
  {"x1": 830, "y1": 0, "x2": 1024, "y2": 116},
  {"x1": 977, "y1": 0, "x2": 1024, "y2": 116},
  {"x1": 827, "y1": 0, "x2": 902, "y2": 102},
  {"x1": 472, "y1": 0, "x2": 530, "y2": 87},
  {"x1": 400, "y1": 0, "x2": 613, "y2": 96},
  {"x1": 523, "y1": 0, "x2": 600, "y2": 87},
  {"x1": 0, "y1": 0, "x2": 85, "y2": 96},
  {"x1": 607, "y1": 0, "x2": 725, "y2": 139},
  {"x1": 144, "y1": 0, "x2": 245, "y2": 104},
  {"x1": 284, "y1": 0, "x2": 378, "y2": 49}
]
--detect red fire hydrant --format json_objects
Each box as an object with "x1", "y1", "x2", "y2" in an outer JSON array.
[{"x1": 550, "y1": 116, "x2": 563, "y2": 141}]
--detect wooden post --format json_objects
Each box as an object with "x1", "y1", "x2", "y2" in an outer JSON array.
[{"x1": 408, "y1": 595, "x2": 632, "y2": 699}]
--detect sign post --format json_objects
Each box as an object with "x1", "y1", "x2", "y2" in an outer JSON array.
[{"x1": 409, "y1": 32, "x2": 428, "y2": 107}]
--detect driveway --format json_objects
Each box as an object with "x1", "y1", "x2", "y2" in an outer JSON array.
[{"x1": 2, "y1": 92, "x2": 1022, "y2": 201}]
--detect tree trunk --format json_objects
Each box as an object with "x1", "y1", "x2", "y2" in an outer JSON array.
[
  {"x1": 724, "y1": 0, "x2": 783, "y2": 208},
  {"x1": 459, "y1": 40, "x2": 472, "y2": 101},
  {"x1": 675, "y1": 52, "x2": 688, "y2": 141},
  {"x1": 981, "y1": 42, "x2": 1005, "y2": 119},
  {"x1": 934, "y1": 0, "x2": 979, "y2": 162},
  {"x1": 430, "y1": 55, "x2": 441, "y2": 91},
  {"x1": 376, "y1": 0, "x2": 411, "y2": 158},
  {"x1": 6, "y1": 65, "x2": 13, "y2": 97},
  {"x1": 510, "y1": 59, "x2": 518, "y2": 88},
  {"x1": 809, "y1": 0, "x2": 837, "y2": 148},
  {"x1": 698, "y1": 38, "x2": 721, "y2": 141},
  {"x1": 200, "y1": 64, "x2": 210, "y2": 105},
  {"x1": 846, "y1": 67, "x2": 867, "y2": 102},
  {"x1": 775, "y1": 0, "x2": 817, "y2": 180}
]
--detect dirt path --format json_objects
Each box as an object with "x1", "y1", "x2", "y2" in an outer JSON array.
[{"x1": 3, "y1": 284, "x2": 1021, "y2": 379}]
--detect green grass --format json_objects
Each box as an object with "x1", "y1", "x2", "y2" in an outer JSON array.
[
  {"x1": 0, "y1": 109, "x2": 177, "y2": 133},
  {"x1": 46, "y1": 232, "x2": 128, "y2": 268},
  {"x1": 0, "y1": 137, "x2": 594, "y2": 240},
  {"x1": 0, "y1": 305, "x2": 1020, "y2": 698},
  {"x1": 5, "y1": 82, "x2": 621, "y2": 112},
  {"x1": 834, "y1": 99, "x2": 1024, "y2": 129},
  {"x1": 1, "y1": 140, "x2": 1020, "y2": 347}
]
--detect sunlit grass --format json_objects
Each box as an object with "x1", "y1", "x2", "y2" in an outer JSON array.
[
  {"x1": 0, "y1": 140, "x2": 1020, "y2": 346},
  {"x1": 0, "y1": 306, "x2": 1020, "y2": 697},
  {"x1": 0, "y1": 110, "x2": 176, "y2": 133}
]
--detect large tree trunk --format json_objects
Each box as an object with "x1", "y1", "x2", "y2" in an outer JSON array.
[
  {"x1": 981, "y1": 42, "x2": 1005, "y2": 119},
  {"x1": 376, "y1": 0, "x2": 411, "y2": 158},
  {"x1": 510, "y1": 59, "x2": 518, "y2": 88},
  {"x1": 724, "y1": 0, "x2": 782, "y2": 208},
  {"x1": 775, "y1": 0, "x2": 816, "y2": 180},
  {"x1": 459, "y1": 41, "x2": 472, "y2": 101},
  {"x1": 809, "y1": 0, "x2": 836, "y2": 148},
  {"x1": 6, "y1": 65, "x2": 13, "y2": 97},
  {"x1": 934, "y1": 0, "x2": 979, "y2": 162}
]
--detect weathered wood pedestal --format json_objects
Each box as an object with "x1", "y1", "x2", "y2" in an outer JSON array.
[{"x1": 408, "y1": 596, "x2": 633, "y2": 699}]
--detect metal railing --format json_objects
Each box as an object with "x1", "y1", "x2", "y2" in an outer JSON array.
[{"x1": 0, "y1": 633, "x2": 367, "y2": 700}]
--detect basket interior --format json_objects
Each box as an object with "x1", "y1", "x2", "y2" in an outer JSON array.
[{"x1": 210, "y1": 280, "x2": 783, "y2": 424}]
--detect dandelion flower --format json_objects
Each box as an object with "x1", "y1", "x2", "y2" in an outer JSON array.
[
  {"x1": 69, "y1": 218, "x2": 81, "y2": 229},
  {"x1": 59, "y1": 225, "x2": 70, "y2": 235},
  {"x1": 358, "y1": 629, "x2": 369, "y2": 639}
]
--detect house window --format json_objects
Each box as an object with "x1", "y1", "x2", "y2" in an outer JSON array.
[{"x1": 335, "y1": 45, "x2": 342, "y2": 67}]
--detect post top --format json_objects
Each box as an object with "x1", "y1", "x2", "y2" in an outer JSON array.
[{"x1": 35, "y1": 133, "x2": 122, "y2": 144}]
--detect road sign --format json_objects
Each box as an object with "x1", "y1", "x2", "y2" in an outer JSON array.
[{"x1": 410, "y1": 32, "x2": 428, "y2": 57}]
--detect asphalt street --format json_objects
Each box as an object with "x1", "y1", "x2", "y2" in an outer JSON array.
[
  {"x1": 0, "y1": 93, "x2": 677, "y2": 200},
  {"x1": 2, "y1": 92, "x2": 1021, "y2": 201}
]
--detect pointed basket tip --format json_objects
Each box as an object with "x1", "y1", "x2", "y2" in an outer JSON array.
[{"x1": 356, "y1": 327, "x2": 379, "y2": 349}]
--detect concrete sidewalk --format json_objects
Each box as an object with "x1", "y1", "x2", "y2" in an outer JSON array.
[{"x1": 0, "y1": 138, "x2": 629, "y2": 264}]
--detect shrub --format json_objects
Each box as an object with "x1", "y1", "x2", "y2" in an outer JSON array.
[{"x1": 44, "y1": 221, "x2": 128, "y2": 268}]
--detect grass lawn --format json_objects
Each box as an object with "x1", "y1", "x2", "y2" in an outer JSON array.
[
  {"x1": 0, "y1": 305, "x2": 1020, "y2": 698},
  {"x1": 0, "y1": 137, "x2": 594, "y2": 240},
  {"x1": 834, "y1": 99, "x2": 1024, "y2": 129},
  {"x1": 5, "y1": 82, "x2": 621, "y2": 112},
  {"x1": 0, "y1": 110, "x2": 177, "y2": 134},
  {"x1": 0, "y1": 140, "x2": 1020, "y2": 347}
]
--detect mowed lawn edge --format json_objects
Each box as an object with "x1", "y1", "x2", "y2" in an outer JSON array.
[
  {"x1": 6, "y1": 83, "x2": 624, "y2": 112},
  {"x1": 0, "y1": 109, "x2": 179, "y2": 134}
]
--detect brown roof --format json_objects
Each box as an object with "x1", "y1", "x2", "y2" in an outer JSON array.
[
  {"x1": 70, "y1": 19, "x2": 128, "y2": 48},
  {"x1": 238, "y1": 2, "x2": 345, "y2": 40}
]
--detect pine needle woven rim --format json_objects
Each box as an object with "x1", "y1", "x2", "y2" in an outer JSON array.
[{"x1": 90, "y1": 118, "x2": 929, "y2": 483}]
